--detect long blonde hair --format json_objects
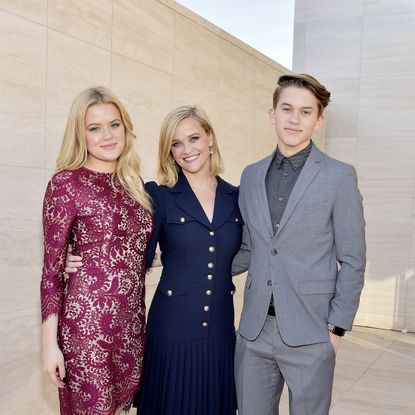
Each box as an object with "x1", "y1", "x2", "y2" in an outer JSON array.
[
  {"x1": 56, "y1": 86, "x2": 151, "y2": 211},
  {"x1": 157, "y1": 106, "x2": 224, "y2": 187}
]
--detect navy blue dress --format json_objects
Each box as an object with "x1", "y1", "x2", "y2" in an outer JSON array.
[{"x1": 137, "y1": 172, "x2": 243, "y2": 415}]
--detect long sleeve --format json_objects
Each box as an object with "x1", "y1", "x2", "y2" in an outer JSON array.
[
  {"x1": 329, "y1": 166, "x2": 366, "y2": 330},
  {"x1": 144, "y1": 181, "x2": 163, "y2": 269},
  {"x1": 40, "y1": 173, "x2": 77, "y2": 322}
]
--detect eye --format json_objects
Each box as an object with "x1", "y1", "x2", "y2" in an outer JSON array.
[
  {"x1": 89, "y1": 126, "x2": 100, "y2": 132},
  {"x1": 190, "y1": 135, "x2": 200, "y2": 142},
  {"x1": 282, "y1": 107, "x2": 291, "y2": 113},
  {"x1": 171, "y1": 142, "x2": 181, "y2": 148},
  {"x1": 302, "y1": 110, "x2": 312, "y2": 116},
  {"x1": 111, "y1": 122, "x2": 121, "y2": 128}
]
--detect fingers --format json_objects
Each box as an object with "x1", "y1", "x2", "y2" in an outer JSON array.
[
  {"x1": 47, "y1": 367, "x2": 66, "y2": 389},
  {"x1": 64, "y1": 264, "x2": 82, "y2": 274}
]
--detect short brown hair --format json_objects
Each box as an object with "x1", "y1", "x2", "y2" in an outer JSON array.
[{"x1": 273, "y1": 73, "x2": 331, "y2": 116}]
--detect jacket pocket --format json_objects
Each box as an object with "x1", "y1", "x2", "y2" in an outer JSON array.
[
  {"x1": 157, "y1": 279, "x2": 190, "y2": 298},
  {"x1": 300, "y1": 279, "x2": 336, "y2": 295}
]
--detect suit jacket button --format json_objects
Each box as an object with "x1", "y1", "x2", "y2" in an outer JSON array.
[
  {"x1": 207, "y1": 274, "x2": 213, "y2": 280},
  {"x1": 267, "y1": 280, "x2": 272, "y2": 286},
  {"x1": 179, "y1": 217, "x2": 185, "y2": 223},
  {"x1": 202, "y1": 322, "x2": 208, "y2": 327},
  {"x1": 271, "y1": 249, "x2": 278, "y2": 255},
  {"x1": 235, "y1": 218, "x2": 239, "y2": 223},
  {"x1": 209, "y1": 231, "x2": 215, "y2": 236},
  {"x1": 204, "y1": 306, "x2": 210, "y2": 312},
  {"x1": 208, "y1": 262, "x2": 214, "y2": 269},
  {"x1": 208, "y1": 246, "x2": 215, "y2": 252},
  {"x1": 230, "y1": 290, "x2": 235, "y2": 295},
  {"x1": 167, "y1": 290, "x2": 173, "y2": 296},
  {"x1": 206, "y1": 290, "x2": 212, "y2": 296}
]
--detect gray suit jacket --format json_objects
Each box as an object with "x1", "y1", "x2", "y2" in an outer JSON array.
[{"x1": 232, "y1": 145, "x2": 366, "y2": 346}]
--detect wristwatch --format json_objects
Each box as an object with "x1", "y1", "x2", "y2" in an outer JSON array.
[{"x1": 328, "y1": 323, "x2": 346, "y2": 337}]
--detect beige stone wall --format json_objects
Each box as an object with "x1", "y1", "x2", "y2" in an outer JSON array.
[
  {"x1": 0, "y1": 0, "x2": 293, "y2": 413},
  {"x1": 293, "y1": 0, "x2": 415, "y2": 332}
]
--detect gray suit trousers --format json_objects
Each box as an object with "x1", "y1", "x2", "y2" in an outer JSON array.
[{"x1": 235, "y1": 316, "x2": 336, "y2": 415}]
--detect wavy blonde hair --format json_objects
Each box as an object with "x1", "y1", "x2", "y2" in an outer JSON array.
[
  {"x1": 157, "y1": 106, "x2": 224, "y2": 187},
  {"x1": 56, "y1": 86, "x2": 151, "y2": 211}
]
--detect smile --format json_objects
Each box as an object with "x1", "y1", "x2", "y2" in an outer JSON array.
[
  {"x1": 285, "y1": 128, "x2": 302, "y2": 133},
  {"x1": 183, "y1": 154, "x2": 199, "y2": 162}
]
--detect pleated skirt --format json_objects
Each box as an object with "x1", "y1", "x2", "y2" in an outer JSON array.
[{"x1": 136, "y1": 332, "x2": 237, "y2": 415}]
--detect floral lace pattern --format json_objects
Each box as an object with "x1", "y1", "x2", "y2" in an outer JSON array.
[{"x1": 41, "y1": 167, "x2": 153, "y2": 414}]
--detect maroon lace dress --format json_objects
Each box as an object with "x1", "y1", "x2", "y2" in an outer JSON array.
[{"x1": 41, "y1": 167, "x2": 153, "y2": 415}]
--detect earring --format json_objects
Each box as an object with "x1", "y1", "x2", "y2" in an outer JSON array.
[
  {"x1": 170, "y1": 157, "x2": 176, "y2": 165},
  {"x1": 209, "y1": 147, "x2": 213, "y2": 155}
]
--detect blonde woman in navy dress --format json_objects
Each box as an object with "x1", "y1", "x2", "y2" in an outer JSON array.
[
  {"x1": 40, "y1": 87, "x2": 153, "y2": 414},
  {"x1": 136, "y1": 106, "x2": 242, "y2": 414}
]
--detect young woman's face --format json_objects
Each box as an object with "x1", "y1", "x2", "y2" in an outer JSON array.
[
  {"x1": 84, "y1": 103, "x2": 126, "y2": 172},
  {"x1": 170, "y1": 117, "x2": 213, "y2": 177}
]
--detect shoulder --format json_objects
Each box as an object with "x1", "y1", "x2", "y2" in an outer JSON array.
[
  {"x1": 47, "y1": 169, "x2": 80, "y2": 192},
  {"x1": 217, "y1": 177, "x2": 239, "y2": 193},
  {"x1": 319, "y1": 151, "x2": 356, "y2": 178}
]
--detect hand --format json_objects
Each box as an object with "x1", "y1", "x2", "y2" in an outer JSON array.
[
  {"x1": 42, "y1": 343, "x2": 66, "y2": 388},
  {"x1": 65, "y1": 245, "x2": 83, "y2": 274},
  {"x1": 151, "y1": 250, "x2": 162, "y2": 268},
  {"x1": 329, "y1": 331, "x2": 342, "y2": 354}
]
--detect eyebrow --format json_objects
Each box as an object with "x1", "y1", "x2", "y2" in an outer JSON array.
[
  {"x1": 281, "y1": 102, "x2": 314, "y2": 110},
  {"x1": 86, "y1": 118, "x2": 121, "y2": 128}
]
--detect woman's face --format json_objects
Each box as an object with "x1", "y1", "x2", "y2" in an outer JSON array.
[
  {"x1": 84, "y1": 103, "x2": 126, "y2": 172},
  {"x1": 170, "y1": 117, "x2": 213, "y2": 177}
]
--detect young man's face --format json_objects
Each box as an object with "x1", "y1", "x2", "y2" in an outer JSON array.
[{"x1": 269, "y1": 85, "x2": 324, "y2": 156}]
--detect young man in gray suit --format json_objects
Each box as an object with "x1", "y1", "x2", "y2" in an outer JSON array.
[{"x1": 232, "y1": 73, "x2": 366, "y2": 415}]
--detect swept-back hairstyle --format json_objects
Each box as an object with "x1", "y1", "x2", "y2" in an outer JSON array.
[
  {"x1": 157, "y1": 106, "x2": 224, "y2": 187},
  {"x1": 56, "y1": 86, "x2": 151, "y2": 211},
  {"x1": 273, "y1": 73, "x2": 331, "y2": 116}
]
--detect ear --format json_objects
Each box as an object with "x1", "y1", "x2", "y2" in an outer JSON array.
[
  {"x1": 268, "y1": 108, "x2": 276, "y2": 126},
  {"x1": 314, "y1": 113, "x2": 325, "y2": 131},
  {"x1": 208, "y1": 131, "x2": 214, "y2": 147}
]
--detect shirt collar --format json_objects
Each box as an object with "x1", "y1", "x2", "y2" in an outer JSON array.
[{"x1": 275, "y1": 141, "x2": 313, "y2": 171}]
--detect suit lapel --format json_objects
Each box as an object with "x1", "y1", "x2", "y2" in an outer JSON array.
[
  {"x1": 275, "y1": 145, "x2": 322, "y2": 237},
  {"x1": 257, "y1": 152, "x2": 275, "y2": 237},
  {"x1": 171, "y1": 173, "x2": 236, "y2": 230},
  {"x1": 171, "y1": 173, "x2": 212, "y2": 229},
  {"x1": 212, "y1": 177, "x2": 236, "y2": 230}
]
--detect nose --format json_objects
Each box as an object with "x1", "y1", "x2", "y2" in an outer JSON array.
[
  {"x1": 102, "y1": 126, "x2": 113, "y2": 140},
  {"x1": 289, "y1": 111, "x2": 300, "y2": 124},
  {"x1": 182, "y1": 141, "x2": 192, "y2": 154}
]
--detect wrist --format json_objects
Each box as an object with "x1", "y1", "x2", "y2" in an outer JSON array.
[{"x1": 327, "y1": 323, "x2": 346, "y2": 337}]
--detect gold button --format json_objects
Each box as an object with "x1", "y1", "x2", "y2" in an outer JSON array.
[
  {"x1": 209, "y1": 231, "x2": 215, "y2": 236},
  {"x1": 206, "y1": 290, "x2": 212, "y2": 296},
  {"x1": 207, "y1": 274, "x2": 213, "y2": 281},
  {"x1": 179, "y1": 217, "x2": 185, "y2": 223},
  {"x1": 167, "y1": 290, "x2": 173, "y2": 296},
  {"x1": 235, "y1": 218, "x2": 239, "y2": 223},
  {"x1": 204, "y1": 306, "x2": 210, "y2": 312},
  {"x1": 208, "y1": 263, "x2": 214, "y2": 269},
  {"x1": 208, "y1": 246, "x2": 215, "y2": 253},
  {"x1": 202, "y1": 322, "x2": 208, "y2": 327},
  {"x1": 230, "y1": 290, "x2": 235, "y2": 295}
]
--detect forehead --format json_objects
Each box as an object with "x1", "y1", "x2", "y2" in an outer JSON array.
[
  {"x1": 85, "y1": 103, "x2": 121, "y2": 122},
  {"x1": 173, "y1": 117, "x2": 204, "y2": 138},
  {"x1": 278, "y1": 86, "x2": 319, "y2": 109}
]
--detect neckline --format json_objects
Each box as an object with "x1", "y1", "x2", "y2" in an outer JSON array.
[{"x1": 80, "y1": 165, "x2": 115, "y2": 175}]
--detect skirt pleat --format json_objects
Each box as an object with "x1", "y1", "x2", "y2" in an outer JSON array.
[{"x1": 137, "y1": 333, "x2": 237, "y2": 415}]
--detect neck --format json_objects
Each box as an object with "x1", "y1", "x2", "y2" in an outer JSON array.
[
  {"x1": 84, "y1": 159, "x2": 117, "y2": 173},
  {"x1": 278, "y1": 140, "x2": 311, "y2": 157},
  {"x1": 183, "y1": 170, "x2": 216, "y2": 190}
]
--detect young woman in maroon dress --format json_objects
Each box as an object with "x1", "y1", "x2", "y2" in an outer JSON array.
[{"x1": 40, "y1": 87, "x2": 153, "y2": 415}]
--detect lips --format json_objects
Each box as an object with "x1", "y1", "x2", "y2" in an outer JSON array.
[
  {"x1": 101, "y1": 143, "x2": 117, "y2": 150},
  {"x1": 285, "y1": 128, "x2": 302, "y2": 133},
  {"x1": 183, "y1": 154, "x2": 199, "y2": 162}
]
